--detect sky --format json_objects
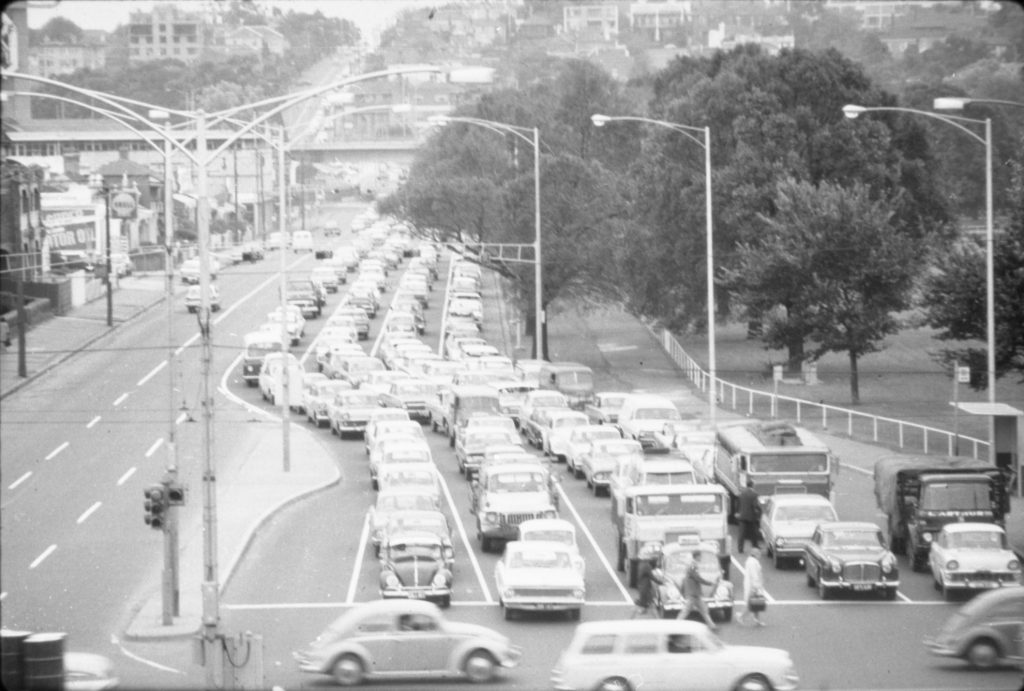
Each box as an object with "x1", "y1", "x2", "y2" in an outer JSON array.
[{"x1": 21, "y1": 0, "x2": 434, "y2": 43}]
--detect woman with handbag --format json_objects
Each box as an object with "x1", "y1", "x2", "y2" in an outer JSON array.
[{"x1": 741, "y1": 547, "x2": 767, "y2": 626}]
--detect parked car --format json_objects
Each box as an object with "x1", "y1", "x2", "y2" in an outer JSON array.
[
  {"x1": 550, "y1": 619, "x2": 799, "y2": 691},
  {"x1": 293, "y1": 600, "x2": 522, "y2": 686},
  {"x1": 924, "y1": 586, "x2": 1024, "y2": 669},
  {"x1": 760, "y1": 494, "x2": 840, "y2": 569},
  {"x1": 804, "y1": 521, "x2": 899, "y2": 600},
  {"x1": 927, "y1": 523, "x2": 1022, "y2": 598},
  {"x1": 495, "y1": 541, "x2": 585, "y2": 621}
]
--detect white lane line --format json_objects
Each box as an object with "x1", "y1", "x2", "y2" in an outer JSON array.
[
  {"x1": 144, "y1": 438, "x2": 164, "y2": 457},
  {"x1": 30, "y1": 545, "x2": 57, "y2": 569},
  {"x1": 87, "y1": 415, "x2": 101, "y2": 429},
  {"x1": 175, "y1": 333, "x2": 199, "y2": 357},
  {"x1": 730, "y1": 556, "x2": 776, "y2": 602},
  {"x1": 77, "y1": 502, "x2": 102, "y2": 524},
  {"x1": 8, "y1": 472, "x2": 32, "y2": 490},
  {"x1": 137, "y1": 360, "x2": 167, "y2": 387},
  {"x1": 344, "y1": 514, "x2": 371, "y2": 604},
  {"x1": 113, "y1": 392, "x2": 129, "y2": 406},
  {"x1": 0, "y1": 592, "x2": 6, "y2": 601},
  {"x1": 111, "y1": 635, "x2": 186, "y2": 675},
  {"x1": 556, "y1": 482, "x2": 634, "y2": 604},
  {"x1": 218, "y1": 598, "x2": 959, "y2": 611},
  {"x1": 896, "y1": 590, "x2": 912, "y2": 603},
  {"x1": 45, "y1": 442, "x2": 69, "y2": 460},
  {"x1": 117, "y1": 467, "x2": 137, "y2": 486},
  {"x1": 843, "y1": 462, "x2": 872, "y2": 477},
  {"x1": 218, "y1": 353, "x2": 278, "y2": 422},
  {"x1": 176, "y1": 411, "x2": 189, "y2": 425},
  {"x1": 437, "y1": 466, "x2": 493, "y2": 603}
]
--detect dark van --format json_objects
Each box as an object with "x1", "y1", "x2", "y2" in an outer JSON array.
[{"x1": 538, "y1": 362, "x2": 594, "y2": 410}]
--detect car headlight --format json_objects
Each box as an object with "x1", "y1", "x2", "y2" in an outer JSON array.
[
  {"x1": 775, "y1": 537, "x2": 786, "y2": 546},
  {"x1": 444, "y1": 547, "x2": 454, "y2": 560},
  {"x1": 485, "y1": 512, "x2": 498, "y2": 523},
  {"x1": 881, "y1": 554, "x2": 896, "y2": 573},
  {"x1": 827, "y1": 557, "x2": 842, "y2": 573},
  {"x1": 945, "y1": 560, "x2": 959, "y2": 571},
  {"x1": 503, "y1": 588, "x2": 515, "y2": 599},
  {"x1": 384, "y1": 573, "x2": 400, "y2": 588},
  {"x1": 572, "y1": 589, "x2": 585, "y2": 599},
  {"x1": 1009, "y1": 560, "x2": 1020, "y2": 571},
  {"x1": 543, "y1": 510, "x2": 558, "y2": 519},
  {"x1": 432, "y1": 573, "x2": 447, "y2": 587},
  {"x1": 922, "y1": 532, "x2": 934, "y2": 543}
]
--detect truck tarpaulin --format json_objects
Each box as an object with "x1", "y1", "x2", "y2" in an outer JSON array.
[{"x1": 873, "y1": 455, "x2": 996, "y2": 517}]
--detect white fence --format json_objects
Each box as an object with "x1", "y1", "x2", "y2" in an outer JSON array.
[{"x1": 655, "y1": 326, "x2": 989, "y2": 460}]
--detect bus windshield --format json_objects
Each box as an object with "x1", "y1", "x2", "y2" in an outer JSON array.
[
  {"x1": 634, "y1": 494, "x2": 723, "y2": 516},
  {"x1": 749, "y1": 453, "x2": 828, "y2": 474}
]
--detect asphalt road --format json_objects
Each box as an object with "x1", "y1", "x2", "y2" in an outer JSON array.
[{"x1": 3, "y1": 203, "x2": 1021, "y2": 690}]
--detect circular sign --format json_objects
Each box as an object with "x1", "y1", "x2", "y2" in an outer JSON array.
[{"x1": 110, "y1": 191, "x2": 138, "y2": 219}]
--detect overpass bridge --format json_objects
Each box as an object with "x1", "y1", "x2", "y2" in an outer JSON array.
[{"x1": 286, "y1": 138, "x2": 421, "y2": 167}]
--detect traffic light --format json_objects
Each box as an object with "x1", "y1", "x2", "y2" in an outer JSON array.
[
  {"x1": 144, "y1": 484, "x2": 168, "y2": 530},
  {"x1": 166, "y1": 481, "x2": 186, "y2": 506}
]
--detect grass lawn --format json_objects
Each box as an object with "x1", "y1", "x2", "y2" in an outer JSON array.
[{"x1": 672, "y1": 319, "x2": 1024, "y2": 453}]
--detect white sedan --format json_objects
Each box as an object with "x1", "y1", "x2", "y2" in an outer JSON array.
[
  {"x1": 928, "y1": 522, "x2": 1022, "y2": 599},
  {"x1": 495, "y1": 541, "x2": 585, "y2": 621}
]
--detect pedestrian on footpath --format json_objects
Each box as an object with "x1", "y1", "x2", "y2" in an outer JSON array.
[
  {"x1": 676, "y1": 550, "x2": 720, "y2": 630},
  {"x1": 737, "y1": 480, "x2": 761, "y2": 553},
  {"x1": 740, "y1": 547, "x2": 767, "y2": 627}
]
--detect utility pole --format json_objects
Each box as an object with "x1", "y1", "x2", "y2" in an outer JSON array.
[
  {"x1": 278, "y1": 128, "x2": 291, "y2": 472},
  {"x1": 162, "y1": 128, "x2": 180, "y2": 623}
]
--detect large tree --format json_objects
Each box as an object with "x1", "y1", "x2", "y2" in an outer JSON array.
[{"x1": 726, "y1": 179, "x2": 920, "y2": 403}]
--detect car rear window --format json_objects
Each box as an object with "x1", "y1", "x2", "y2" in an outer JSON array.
[
  {"x1": 623, "y1": 634, "x2": 660, "y2": 654},
  {"x1": 580, "y1": 634, "x2": 617, "y2": 655}
]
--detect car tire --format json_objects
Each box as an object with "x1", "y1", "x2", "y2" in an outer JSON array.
[
  {"x1": 331, "y1": 654, "x2": 364, "y2": 687},
  {"x1": 721, "y1": 607, "x2": 733, "y2": 622},
  {"x1": 616, "y1": 540, "x2": 626, "y2": 572},
  {"x1": 568, "y1": 608, "x2": 581, "y2": 622},
  {"x1": 817, "y1": 571, "x2": 831, "y2": 600},
  {"x1": 733, "y1": 673, "x2": 772, "y2": 691},
  {"x1": 462, "y1": 650, "x2": 497, "y2": 683},
  {"x1": 628, "y1": 559, "x2": 639, "y2": 588},
  {"x1": 440, "y1": 595, "x2": 451, "y2": 608},
  {"x1": 965, "y1": 637, "x2": 1001, "y2": 669},
  {"x1": 806, "y1": 569, "x2": 815, "y2": 587},
  {"x1": 597, "y1": 677, "x2": 632, "y2": 691},
  {"x1": 502, "y1": 602, "x2": 514, "y2": 621},
  {"x1": 883, "y1": 587, "x2": 897, "y2": 601}
]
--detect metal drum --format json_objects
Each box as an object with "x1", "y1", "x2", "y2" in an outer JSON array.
[
  {"x1": 23, "y1": 632, "x2": 66, "y2": 690},
  {"x1": 1, "y1": 629, "x2": 32, "y2": 691}
]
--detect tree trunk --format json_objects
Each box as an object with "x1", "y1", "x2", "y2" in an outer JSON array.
[
  {"x1": 848, "y1": 349, "x2": 861, "y2": 405},
  {"x1": 786, "y1": 334, "x2": 805, "y2": 375}
]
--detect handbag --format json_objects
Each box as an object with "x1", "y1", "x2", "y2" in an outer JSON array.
[{"x1": 748, "y1": 593, "x2": 767, "y2": 613}]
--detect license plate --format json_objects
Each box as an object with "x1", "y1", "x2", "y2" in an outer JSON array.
[{"x1": 852, "y1": 584, "x2": 872, "y2": 591}]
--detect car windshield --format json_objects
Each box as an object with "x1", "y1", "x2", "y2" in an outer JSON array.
[
  {"x1": 341, "y1": 394, "x2": 379, "y2": 407},
  {"x1": 644, "y1": 471, "x2": 697, "y2": 485},
  {"x1": 491, "y1": 472, "x2": 546, "y2": 493},
  {"x1": 396, "y1": 383, "x2": 435, "y2": 395},
  {"x1": 634, "y1": 407, "x2": 682, "y2": 421},
  {"x1": 391, "y1": 517, "x2": 445, "y2": 534},
  {"x1": 775, "y1": 505, "x2": 837, "y2": 522},
  {"x1": 634, "y1": 494, "x2": 723, "y2": 516},
  {"x1": 388, "y1": 543, "x2": 443, "y2": 561},
  {"x1": 524, "y1": 530, "x2": 573, "y2": 546},
  {"x1": 383, "y1": 450, "x2": 430, "y2": 464},
  {"x1": 663, "y1": 550, "x2": 717, "y2": 576},
  {"x1": 382, "y1": 472, "x2": 433, "y2": 487},
  {"x1": 599, "y1": 395, "x2": 626, "y2": 408},
  {"x1": 750, "y1": 453, "x2": 829, "y2": 473},
  {"x1": 822, "y1": 529, "x2": 883, "y2": 549},
  {"x1": 553, "y1": 417, "x2": 587, "y2": 429},
  {"x1": 379, "y1": 495, "x2": 434, "y2": 512},
  {"x1": 558, "y1": 371, "x2": 593, "y2": 386},
  {"x1": 948, "y1": 530, "x2": 1007, "y2": 550},
  {"x1": 920, "y1": 482, "x2": 991, "y2": 511},
  {"x1": 245, "y1": 341, "x2": 280, "y2": 357},
  {"x1": 461, "y1": 396, "x2": 500, "y2": 414},
  {"x1": 510, "y1": 550, "x2": 571, "y2": 569}
]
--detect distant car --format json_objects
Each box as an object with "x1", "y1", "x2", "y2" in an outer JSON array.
[
  {"x1": 584, "y1": 391, "x2": 629, "y2": 425},
  {"x1": 328, "y1": 390, "x2": 381, "y2": 439},
  {"x1": 651, "y1": 538, "x2": 734, "y2": 621},
  {"x1": 924, "y1": 586, "x2": 1024, "y2": 669},
  {"x1": 564, "y1": 424, "x2": 622, "y2": 478},
  {"x1": 381, "y1": 509, "x2": 454, "y2": 568},
  {"x1": 184, "y1": 284, "x2": 220, "y2": 313},
  {"x1": 517, "y1": 518, "x2": 584, "y2": 575},
  {"x1": 293, "y1": 600, "x2": 522, "y2": 685},
  {"x1": 456, "y1": 427, "x2": 522, "y2": 479},
  {"x1": 579, "y1": 438, "x2": 643, "y2": 497},
  {"x1": 760, "y1": 494, "x2": 840, "y2": 569},
  {"x1": 495, "y1": 541, "x2": 585, "y2": 621},
  {"x1": 303, "y1": 379, "x2": 352, "y2": 428},
  {"x1": 179, "y1": 257, "x2": 220, "y2": 284},
  {"x1": 377, "y1": 464, "x2": 443, "y2": 509},
  {"x1": 379, "y1": 531, "x2": 453, "y2": 607},
  {"x1": 804, "y1": 521, "x2": 899, "y2": 600},
  {"x1": 551, "y1": 619, "x2": 800, "y2": 691},
  {"x1": 369, "y1": 438, "x2": 432, "y2": 490},
  {"x1": 368, "y1": 490, "x2": 440, "y2": 555},
  {"x1": 311, "y1": 266, "x2": 340, "y2": 293},
  {"x1": 927, "y1": 523, "x2": 1022, "y2": 599}
]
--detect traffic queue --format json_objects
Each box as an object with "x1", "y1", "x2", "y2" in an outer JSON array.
[{"x1": 226, "y1": 207, "x2": 1019, "y2": 688}]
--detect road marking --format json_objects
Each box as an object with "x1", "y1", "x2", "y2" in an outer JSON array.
[
  {"x1": 344, "y1": 513, "x2": 371, "y2": 604},
  {"x1": 842, "y1": 462, "x2": 872, "y2": 477},
  {"x1": 555, "y1": 483, "x2": 634, "y2": 604},
  {"x1": 45, "y1": 442, "x2": 69, "y2": 460},
  {"x1": 8, "y1": 472, "x2": 32, "y2": 490},
  {"x1": 597, "y1": 343, "x2": 639, "y2": 352},
  {"x1": 176, "y1": 411, "x2": 189, "y2": 425},
  {"x1": 896, "y1": 590, "x2": 912, "y2": 603},
  {"x1": 212, "y1": 250, "x2": 310, "y2": 328},
  {"x1": 728, "y1": 556, "x2": 777, "y2": 602},
  {"x1": 0, "y1": 592, "x2": 6, "y2": 601},
  {"x1": 87, "y1": 415, "x2": 101, "y2": 429},
  {"x1": 117, "y1": 467, "x2": 137, "y2": 486},
  {"x1": 30, "y1": 544, "x2": 57, "y2": 569},
  {"x1": 111, "y1": 635, "x2": 185, "y2": 675},
  {"x1": 77, "y1": 502, "x2": 102, "y2": 524},
  {"x1": 113, "y1": 392, "x2": 129, "y2": 406},
  {"x1": 144, "y1": 438, "x2": 164, "y2": 457},
  {"x1": 137, "y1": 360, "x2": 167, "y2": 387},
  {"x1": 437, "y1": 465, "x2": 493, "y2": 603},
  {"x1": 222, "y1": 598, "x2": 954, "y2": 611}
]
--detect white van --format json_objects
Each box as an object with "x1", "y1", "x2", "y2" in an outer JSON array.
[{"x1": 292, "y1": 230, "x2": 314, "y2": 252}]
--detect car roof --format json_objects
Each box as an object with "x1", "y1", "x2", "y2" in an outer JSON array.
[
  {"x1": 766, "y1": 494, "x2": 835, "y2": 507},
  {"x1": 940, "y1": 522, "x2": 1005, "y2": 534},
  {"x1": 572, "y1": 619, "x2": 712, "y2": 636},
  {"x1": 640, "y1": 459, "x2": 697, "y2": 472},
  {"x1": 505, "y1": 540, "x2": 572, "y2": 554},
  {"x1": 821, "y1": 521, "x2": 880, "y2": 531},
  {"x1": 519, "y1": 517, "x2": 575, "y2": 532}
]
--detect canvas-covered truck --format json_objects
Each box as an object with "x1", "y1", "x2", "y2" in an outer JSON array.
[
  {"x1": 873, "y1": 455, "x2": 1010, "y2": 572},
  {"x1": 714, "y1": 421, "x2": 837, "y2": 516},
  {"x1": 614, "y1": 484, "x2": 731, "y2": 587}
]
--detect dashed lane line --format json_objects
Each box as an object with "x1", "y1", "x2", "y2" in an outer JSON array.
[
  {"x1": 77, "y1": 502, "x2": 102, "y2": 524},
  {"x1": 113, "y1": 392, "x2": 129, "y2": 406},
  {"x1": 344, "y1": 514, "x2": 371, "y2": 604},
  {"x1": 8, "y1": 472, "x2": 32, "y2": 490},
  {"x1": 45, "y1": 442, "x2": 69, "y2": 460},
  {"x1": 117, "y1": 467, "x2": 137, "y2": 486},
  {"x1": 144, "y1": 438, "x2": 164, "y2": 458},
  {"x1": 222, "y1": 598, "x2": 948, "y2": 611},
  {"x1": 87, "y1": 415, "x2": 101, "y2": 429},
  {"x1": 29, "y1": 544, "x2": 57, "y2": 569},
  {"x1": 137, "y1": 360, "x2": 167, "y2": 387}
]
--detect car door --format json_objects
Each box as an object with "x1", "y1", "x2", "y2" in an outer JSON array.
[
  {"x1": 618, "y1": 633, "x2": 669, "y2": 688},
  {"x1": 805, "y1": 527, "x2": 824, "y2": 580},
  {"x1": 391, "y1": 612, "x2": 451, "y2": 672}
]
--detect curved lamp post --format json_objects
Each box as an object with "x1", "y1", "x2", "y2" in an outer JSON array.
[
  {"x1": 430, "y1": 115, "x2": 544, "y2": 359},
  {"x1": 591, "y1": 114, "x2": 716, "y2": 428},
  {"x1": 843, "y1": 103, "x2": 995, "y2": 462}
]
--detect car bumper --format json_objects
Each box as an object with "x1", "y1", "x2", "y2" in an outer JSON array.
[
  {"x1": 658, "y1": 598, "x2": 732, "y2": 614},
  {"x1": 503, "y1": 597, "x2": 583, "y2": 611},
  {"x1": 941, "y1": 573, "x2": 1021, "y2": 590},
  {"x1": 335, "y1": 421, "x2": 368, "y2": 434},
  {"x1": 819, "y1": 578, "x2": 898, "y2": 593},
  {"x1": 380, "y1": 586, "x2": 451, "y2": 602}
]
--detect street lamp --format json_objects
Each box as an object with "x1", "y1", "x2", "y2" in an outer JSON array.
[
  {"x1": 591, "y1": 114, "x2": 717, "y2": 428},
  {"x1": 843, "y1": 102, "x2": 995, "y2": 462},
  {"x1": 429, "y1": 114, "x2": 544, "y2": 360},
  {"x1": 86, "y1": 173, "x2": 115, "y2": 327}
]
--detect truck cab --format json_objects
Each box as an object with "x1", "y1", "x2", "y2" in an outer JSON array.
[{"x1": 473, "y1": 462, "x2": 558, "y2": 553}]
